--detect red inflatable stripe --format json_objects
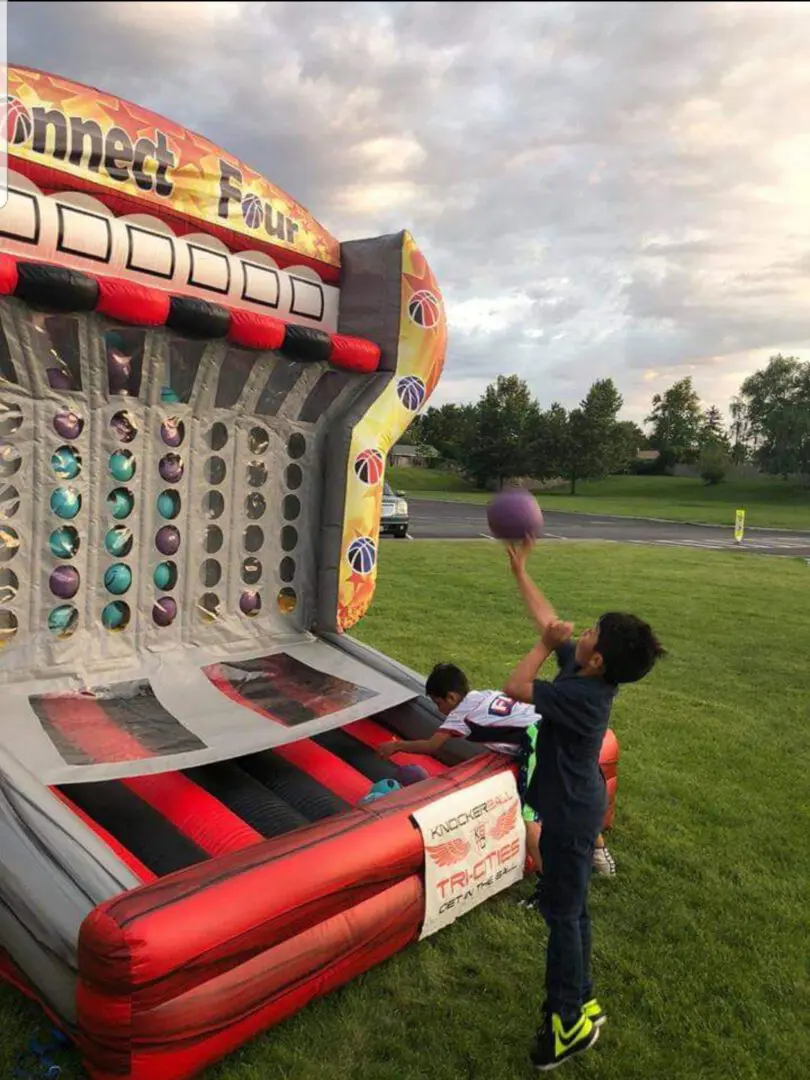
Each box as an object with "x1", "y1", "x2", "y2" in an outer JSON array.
[
  {"x1": 206, "y1": 663, "x2": 371, "y2": 803},
  {"x1": 96, "y1": 277, "x2": 171, "y2": 325},
  {"x1": 39, "y1": 695, "x2": 263, "y2": 857},
  {"x1": 51, "y1": 787, "x2": 156, "y2": 885},
  {"x1": 273, "y1": 741, "x2": 370, "y2": 805},
  {"x1": 343, "y1": 718, "x2": 446, "y2": 776},
  {"x1": 227, "y1": 307, "x2": 286, "y2": 350},
  {"x1": 329, "y1": 333, "x2": 381, "y2": 373},
  {"x1": 0, "y1": 254, "x2": 19, "y2": 295},
  {"x1": 79, "y1": 879, "x2": 421, "y2": 1080}
]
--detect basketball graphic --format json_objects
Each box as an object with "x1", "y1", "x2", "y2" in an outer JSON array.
[
  {"x1": 347, "y1": 536, "x2": 377, "y2": 575},
  {"x1": 396, "y1": 376, "x2": 426, "y2": 412},
  {"x1": 407, "y1": 289, "x2": 441, "y2": 329},
  {"x1": 2, "y1": 97, "x2": 33, "y2": 145},
  {"x1": 353, "y1": 448, "x2": 384, "y2": 485},
  {"x1": 242, "y1": 194, "x2": 263, "y2": 229}
]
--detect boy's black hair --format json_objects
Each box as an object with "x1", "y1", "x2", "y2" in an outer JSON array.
[
  {"x1": 595, "y1": 613, "x2": 666, "y2": 685},
  {"x1": 426, "y1": 662, "x2": 470, "y2": 700}
]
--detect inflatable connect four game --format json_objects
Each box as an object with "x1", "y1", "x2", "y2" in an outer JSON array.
[{"x1": 0, "y1": 67, "x2": 619, "y2": 1079}]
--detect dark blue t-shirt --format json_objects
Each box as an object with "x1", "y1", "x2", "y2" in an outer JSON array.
[{"x1": 527, "y1": 641, "x2": 617, "y2": 836}]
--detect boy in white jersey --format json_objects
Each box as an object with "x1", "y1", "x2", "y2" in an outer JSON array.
[{"x1": 378, "y1": 663, "x2": 616, "y2": 877}]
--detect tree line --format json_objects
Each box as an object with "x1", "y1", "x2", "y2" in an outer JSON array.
[{"x1": 404, "y1": 355, "x2": 810, "y2": 491}]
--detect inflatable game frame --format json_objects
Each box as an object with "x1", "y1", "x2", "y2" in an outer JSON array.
[{"x1": 0, "y1": 67, "x2": 619, "y2": 1080}]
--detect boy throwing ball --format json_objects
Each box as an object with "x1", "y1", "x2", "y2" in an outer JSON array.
[{"x1": 505, "y1": 539, "x2": 665, "y2": 1070}]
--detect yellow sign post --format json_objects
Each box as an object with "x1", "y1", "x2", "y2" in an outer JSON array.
[{"x1": 734, "y1": 509, "x2": 745, "y2": 544}]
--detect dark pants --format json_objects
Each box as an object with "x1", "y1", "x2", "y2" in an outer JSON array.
[{"x1": 538, "y1": 829, "x2": 596, "y2": 1027}]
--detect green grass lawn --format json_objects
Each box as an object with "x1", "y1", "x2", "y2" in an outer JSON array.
[
  {"x1": 389, "y1": 467, "x2": 810, "y2": 531},
  {"x1": 1, "y1": 542, "x2": 808, "y2": 1080}
]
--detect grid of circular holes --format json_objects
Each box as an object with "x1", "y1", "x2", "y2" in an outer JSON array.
[
  {"x1": 0, "y1": 565, "x2": 19, "y2": 651},
  {"x1": 242, "y1": 557, "x2": 262, "y2": 585},
  {"x1": 201, "y1": 559, "x2": 222, "y2": 588},
  {"x1": 246, "y1": 492, "x2": 266, "y2": 520},
  {"x1": 277, "y1": 587, "x2": 297, "y2": 614},
  {"x1": 52, "y1": 446, "x2": 82, "y2": 480},
  {"x1": 205, "y1": 457, "x2": 227, "y2": 485},
  {"x1": 0, "y1": 526, "x2": 20, "y2": 562},
  {"x1": 283, "y1": 494, "x2": 301, "y2": 521},
  {"x1": 205, "y1": 525, "x2": 223, "y2": 554},
  {"x1": 0, "y1": 568, "x2": 18, "y2": 604},
  {"x1": 281, "y1": 526, "x2": 298, "y2": 553},
  {"x1": 288, "y1": 433, "x2": 306, "y2": 460},
  {"x1": 244, "y1": 525, "x2": 264, "y2": 553},
  {"x1": 204, "y1": 491, "x2": 225, "y2": 520},
  {"x1": 48, "y1": 604, "x2": 79, "y2": 639},
  {"x1": 199, "y1": 592, "x2": 220, "y2": 622},
  {"x1": 0, "y1": 441, "x2": 22, "y2": 478},
  {"x1": 248, "y1": 461, "x2": 268, "y2": 487},
  {"x1": 0, "y1": 402, "x2": 23, "y2": 439},
  {"x1": 0, "y1": 609, "x2": 18, "y2": 648},
  {"x1": 102, "y1": 600, "x2": 131, "y2": 632},
  {"x1": 0, "y1": 484, "x2": 20, "y2": 518},
  {"x1": 249, "y1": 426, "x2": 269, "y2": 455},
  {"x1": 209, "y1": 422, "x2": 229, "y2": 451},
  {"x1": 285, "y1": 463, "x2": 303, "y2": 491},
  {"x1": 111, "y1": 410, "x2": 138, "y2": 443}
]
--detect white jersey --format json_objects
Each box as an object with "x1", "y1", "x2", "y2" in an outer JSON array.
[{"x1": 438, "y1": 690, "x2": 539, "y2": 757}]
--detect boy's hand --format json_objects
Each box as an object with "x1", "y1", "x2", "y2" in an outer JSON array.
[
  {"x1": 507, "y1": 537, "x2": 535, "y2": 575},
  {"x1": 542, "y1": 619, "x2": 574, "y2": 650},
  {"x1": 378, "y1": 740, "x2": 401, "y2": 758}
]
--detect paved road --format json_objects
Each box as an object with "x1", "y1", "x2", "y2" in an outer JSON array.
[{"x1": 396, "y1": 499, "x2": 810, "y2": 558}]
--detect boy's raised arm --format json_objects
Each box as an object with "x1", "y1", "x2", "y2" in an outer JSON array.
[{"x1": 508, "y1": 539, "x2": 557, "y2": 632}]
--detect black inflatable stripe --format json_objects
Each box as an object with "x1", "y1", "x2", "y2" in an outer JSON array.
[
  {"x1": 14, "y1": 262, "x2": 99, "y2": 312},
  {"x1": 166, "y1": 295, "x2": 230, "y2": 339},
  {"x1": 281, "y1": 323, "x2": 332, "y2": 364},
  {"x1": 370, "y1": 701, "x2": 484, "y2": 766},
  {"x1": 59, "y1": 780, "x2": 208, "y2": 877},
  {"x1": 238, "y1": 750, "x2": 350, "y2": 822},
  {"x1": 311, "y1": 729, "x2": 399, "y2": 784},
  {"x1": 184, "y1": 762, "x2": 309, "y2": 839}
]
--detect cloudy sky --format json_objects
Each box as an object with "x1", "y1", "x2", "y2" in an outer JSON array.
[{"x1": 9, "y1": 1, "x2": 810, "y2": 423}]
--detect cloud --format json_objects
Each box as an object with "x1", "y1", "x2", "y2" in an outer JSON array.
[{"x1": 9, "y1": 0, "x2": 810, "y2": 425}]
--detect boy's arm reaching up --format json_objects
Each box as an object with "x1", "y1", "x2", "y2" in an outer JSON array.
[
  {"x1": 378, "y1": 730, "x2": 453, "y2": 759},
  {"x1": 504, "y1": 620, "x2": 574, "y2": 703},
  {"x1": 508, "y1": 540, "x2": 557, "y2": 633}
]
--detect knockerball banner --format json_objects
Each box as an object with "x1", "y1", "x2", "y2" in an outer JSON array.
[
  {"x1": 413, "y1": 771, "x2": 525, "y2": 940},
  {"x1": 5, "y1": 65, "x2": 340, "y2": 268}
]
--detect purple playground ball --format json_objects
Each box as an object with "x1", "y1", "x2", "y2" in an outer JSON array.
[
  {"x1": 53, "y1": 410, "x2": 83, "y2": 440},
  {"x1": 160, "y1": 418, "x2": 185, "y2": 448},
  {"x1": 155, "y1": 525, "x2": 181, "y2": 556},
  {"x1": 159, "y1": 453, "x2": 184, "y2": 483},
  {"x1": 486, "y1": 488, "x2": 544, "y2": 541},
  {"x1": 239, "y1": 590, "x2": 261, "y2": 616},
  {"x1": 49, "y1": 565, "x2": 80, "y2": 600},
  {"x1": 396, "y1": 764, "x2": 429, "y2": 787},
  {"x1": 152, "y1": 597, "x2": 177, "y2": 627}
]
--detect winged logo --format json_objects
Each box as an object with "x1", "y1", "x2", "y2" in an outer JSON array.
[
  {"x1": 489, "y1": 799, "x2": 519, "y2": 840},
  {"x1": 426, "y1": 838, "x2": 471, "y2": 867}
]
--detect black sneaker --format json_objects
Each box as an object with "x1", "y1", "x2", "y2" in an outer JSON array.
[
  {"x1": 518, "y1": 878, "x2": 544, "y2": 911},
  {"x1": 531, "y1": 1011, "x2": 600, "y2": 1071}
]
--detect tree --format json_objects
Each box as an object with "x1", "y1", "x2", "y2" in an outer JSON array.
[
  {"x1": 615, "y1": 420, "x2": 647, "y2": 472},
  {"x1": 646, "y1": 377, "x2": 703, "y2": 465},
  {"x1": 417, "y1": 403, "x2": 477, "y2": 466},
  {"x1": 700, "y1": 405, "x2": 730, "y2": 452},
  {"x1": 699, "y1": 444, "x2": 729, "y2": 486},
  {"x1": 529, "y1": 402, "x2": 570, "y2": 481},
  {"x1": 729, "y1": 396, "x2": 753, "y2": 464},
  {"x1": 735, "y1": 355, "x2": 810, "y2": 479},
  {"x1": 466, "y1": 375, "x2": 539, "y2": 489},
  {"x1": 560, "y1": 378, "x2": 625, "y2": 494}
]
